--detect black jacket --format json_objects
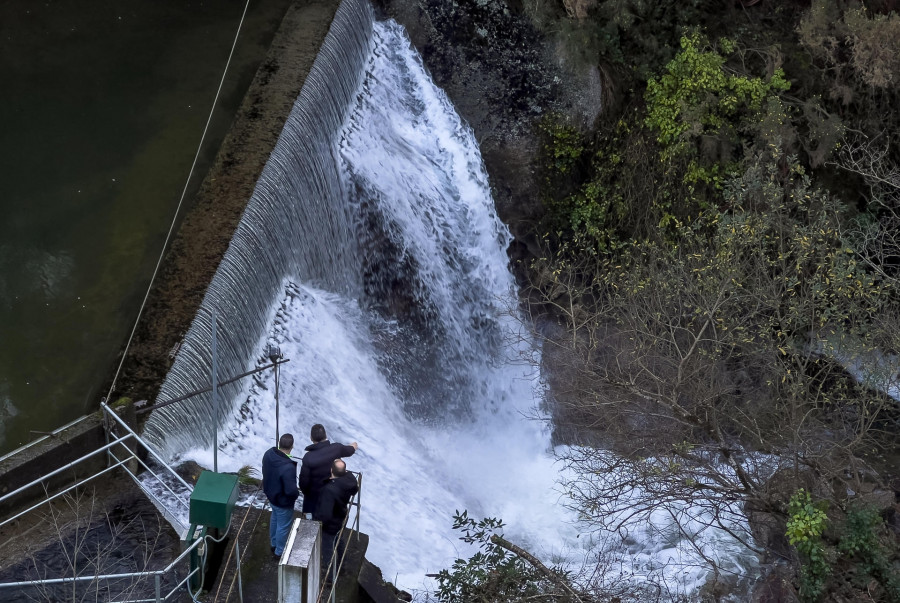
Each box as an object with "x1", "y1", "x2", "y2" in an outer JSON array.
[
  {"x1": 262, "y1": 447, "x2": 299, "y2": 509},
  {"x1": 313, "y1": 472, "x2": 359, "y2": 535},
  {"x1": 298, "y1": 440, "x2": 356, "y2": 513}
]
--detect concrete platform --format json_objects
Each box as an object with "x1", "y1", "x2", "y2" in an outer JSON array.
[{"x1": 202, "y1": 505, "x2": 410, "y2": 603}]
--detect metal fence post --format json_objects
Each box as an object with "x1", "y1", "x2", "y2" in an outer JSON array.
[{"x1": 236, "y1": 536, "x2": 244, "y2": 603}]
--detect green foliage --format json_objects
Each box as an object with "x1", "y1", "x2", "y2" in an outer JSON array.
[
  {"x1": 434, "y1": 512, "x2": 573, "y2": 603},
  {"x1": 839, "y1": 505, "x2": 900, "y2": 600},
  {"x1": 526, "y1": 2, "x2": 900, "y2": 601},
  {"x1": 787, "y1": 489, "x2": 830, "y2": 601},
  {"x1": 644, "y1": 32, "x2": 790, "y2": 181},
  {"x1": 540, "y1": 116, "x2": 584, "y2": 176},
  {"x1": 785, "y1": 493, "x2": 900, "y2": 602},
  {"x1": 236, "y1": 465, "x2": 260, "y2": 486},
  {"x1": 539, "y1": 109, "x2": 696, "y2": 249},
  {"x1": 572, "y1": 0, "x2": 712, "y2": 83},
  {"x1": 111, "y1": 397, "x2": 132, "y2": 409}
]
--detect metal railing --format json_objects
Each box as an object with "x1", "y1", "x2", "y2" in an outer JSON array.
[
  {"x1": 0, "y1": 403, "x2": 199, "y2": 602},
  {"x1": 0, "y1": 536, "x2": 205, "y2": 603},
  {"x1": 101, "y1": 401, "x2": 193, "y2": 535}
]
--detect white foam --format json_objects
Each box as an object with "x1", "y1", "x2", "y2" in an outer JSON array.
[{"x1": 162, "y1": 17, "x2": 758, "y2": 598}]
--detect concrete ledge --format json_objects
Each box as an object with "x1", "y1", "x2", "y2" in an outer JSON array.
[{"x1": 0, "y1": 412, "x2": 106, "y2": 518}]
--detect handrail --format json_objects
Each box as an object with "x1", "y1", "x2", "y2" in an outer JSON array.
[
  {"x1": 0, "y1": 516, "x2": 206, "y2": 598},
  {"x1": 0, "y1": 457, "x2": 130, "y2": 529},
  {"x1": 0, "y1": 405, "x2": 206, "y2": 602},
  {"x1": 106, "y1": 447, "x2": 191, "y2": 511},
  {"x1": 101, "y1": 402, "x2": 193, "y2": 492},
  {"x1": 0, "y1": 433, "x2": 131, "y2": 506},
  {"x1": 0, "y1": 414, "x2": 92, "y2": 463},
  {"x1": 317, "y1": 471, "x2": 363, "y2": 603}
]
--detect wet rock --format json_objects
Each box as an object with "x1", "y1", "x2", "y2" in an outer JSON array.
[
  {"x1": 174, "y1": 459, "x2": 205, "y2": 485},
  {"x1": 377, "y1": 0, "x2": 564, "y2": 241},
  {"x1": 746, "y1": 507, "x2": 792, "y2": 562},
  {"x1": 858, "y1": 489, "x2": 896, "y2": 512}
]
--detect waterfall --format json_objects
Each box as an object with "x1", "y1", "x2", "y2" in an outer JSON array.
[
  {"x1": 143, "y1": 0, "x2": 374, "y2": 454},
  {"x1": 145, "y1": 0, "x2": 758, "y2": 595}
]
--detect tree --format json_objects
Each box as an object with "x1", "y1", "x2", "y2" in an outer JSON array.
[
  {"x1": 435, "y1": 512, "x2": 649, "y2": 603},
  {"x1": 524, "y1": 146, "x2": 899, "y2": 594}
]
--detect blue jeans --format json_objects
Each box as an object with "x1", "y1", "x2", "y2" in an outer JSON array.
[{"x1": 270, "y1": 504, "x2": 294, "y2": 556}]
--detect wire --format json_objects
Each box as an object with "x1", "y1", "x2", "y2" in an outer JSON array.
[
  {"x1": 103, "y1": 0, "x2": 252, "y2": 404},
  {"x1": 214, "y1": 487, "x2": 265, "y2": 602}
]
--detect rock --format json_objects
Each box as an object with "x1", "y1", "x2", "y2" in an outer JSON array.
[
  {"x1": 746, "y1": 508, "x2": 792, "y2": 562},
  {"x1": 857, "y1": 489, "x2": 896, "y2": 512},
  {"x1": 562, "y1": 0, "x2": 596, "y2": 20},
  {"x1": 358, "y1": 557, "x2": 412, "y2": 602},
  {"x1": 175, "y1": 460, "x2": 205, "y2": 485},
  {"x1": 750, "y1": 563, "x2": 799, "y2": 603}
]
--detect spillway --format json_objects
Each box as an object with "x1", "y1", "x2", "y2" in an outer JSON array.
[{"x1": 144, "y1": 0, "x2": 757, "y2": 594}]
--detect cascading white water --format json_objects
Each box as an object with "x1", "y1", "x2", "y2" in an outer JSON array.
[
  {"x1": 145, "y1": 1, "x2": 758, "y2": 596},
  {"x1": 143, "y1": 0, "x2": 374, "y2": 454}
]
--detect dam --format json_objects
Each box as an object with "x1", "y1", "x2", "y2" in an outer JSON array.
[{"x1": 139, "y1": 0, "x2": 581, "y2": 588}]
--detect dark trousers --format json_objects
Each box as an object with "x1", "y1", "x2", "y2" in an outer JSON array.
[{"x1": 321, "y1": 531, "x2": 344, "y2": 577}]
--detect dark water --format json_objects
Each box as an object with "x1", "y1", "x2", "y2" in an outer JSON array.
[{"x1": 0, "y1": 0, "x2": 294, "y2": 454}]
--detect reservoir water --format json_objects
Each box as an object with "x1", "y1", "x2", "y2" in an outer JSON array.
[{"x1": 0, "y1": 0, "x2": 294, "y2": 454}]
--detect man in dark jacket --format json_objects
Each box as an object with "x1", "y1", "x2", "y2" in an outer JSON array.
[
  {"x1": 298, "y1": 423, "x2": 357, "y2": 514},
  {"x1": 313, "y1": 459, "x2": 359, "y2": 574},
  {"x1": 262, "y1": 433, "x2": 299, "y2": 558}
]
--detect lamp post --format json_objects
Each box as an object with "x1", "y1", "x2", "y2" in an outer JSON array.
[
  {"x1": 267, "y1": 343, "x2": 283, "y2": 447},
  {"x1": 211, "y1": 308, "x2": 219, "y2": 474}
]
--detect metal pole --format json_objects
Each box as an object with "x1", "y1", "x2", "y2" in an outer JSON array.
[
  {"x1": 102, "y1": 397, "x2": 111, "y2": 468},
  {"x1": 235, "y1": 536, "x2": 244, "y2": 603},
  {"x1": 155, "y1": 574, "x2": 161, "y2": 602},
  {"x1": 0, "y1": 434, "x2": 131, "y2": 505},
  {"x1": 137, "y1": 359, "x2": 290, "y2": 415},
  {"x1": 331, "y1": 553, "x2": 336, "y2": 603},
  {"x1": 211, "y1": 307, "x2": 219, "y2": 474},
  {"x1": 274, "y1": 360, "x2": 280, "y2": 447}
]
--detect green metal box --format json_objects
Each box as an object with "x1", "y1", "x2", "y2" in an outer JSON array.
[{"x1": 189, "y1": 471, "x2": 240, "y2": 530}]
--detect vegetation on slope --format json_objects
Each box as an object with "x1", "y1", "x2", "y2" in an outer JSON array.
[{"x1": 437, "y1": 1, "x2": 900, "y2": 601}]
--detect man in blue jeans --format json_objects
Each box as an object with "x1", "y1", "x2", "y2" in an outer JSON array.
[{"x1": 262, "y1": 433, "x2": 299, "y2": 558}]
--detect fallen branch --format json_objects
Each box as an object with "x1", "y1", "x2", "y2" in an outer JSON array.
[{"x1": 490, "y1": 534, "x2": 586, "y2": 603}]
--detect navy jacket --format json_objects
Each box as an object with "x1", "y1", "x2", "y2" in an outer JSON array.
[
  {"x1": 298, "y1": 440, "x2": 356, "y2": 513},
  {"x1": 313, "y1": 473, "x2": 359, "y2": 535},
  {"x1": 262, "y1": 447, "x2": 299, "y2": 509}
]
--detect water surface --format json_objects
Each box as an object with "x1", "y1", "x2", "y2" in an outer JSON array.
[{"x1": 0, "y1": 0, "x2": 293, "y2": 453}]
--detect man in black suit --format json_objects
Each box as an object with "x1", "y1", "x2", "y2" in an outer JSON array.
[{"x1": 298, "y1": 423, "x2": 357, "y2": 514}]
